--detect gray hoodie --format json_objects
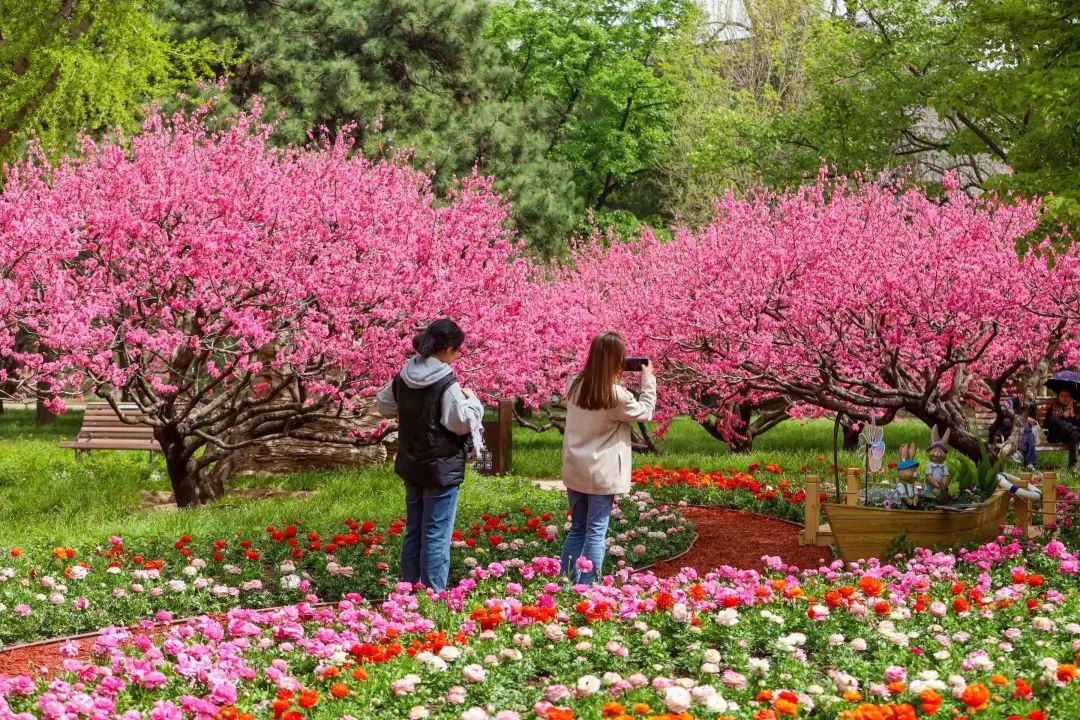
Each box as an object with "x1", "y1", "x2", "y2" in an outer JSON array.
[{"x1": 376, "y1": 356, "x2": 485, "y2": 443}]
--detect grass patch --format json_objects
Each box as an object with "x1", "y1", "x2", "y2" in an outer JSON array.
[
  {"x1": 0, "y1": 408, "x2": 555, "y2": 549},
  {"x1": 512, "y1": 416, "x2": 934, "y2": 479}
]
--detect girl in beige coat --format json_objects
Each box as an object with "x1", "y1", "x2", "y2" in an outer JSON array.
[{"x1": 561, "y1": 332, "x2": 656, "y2": 583}]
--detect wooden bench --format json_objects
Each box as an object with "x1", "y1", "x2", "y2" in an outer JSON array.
[
  {"x1": 59, "y1": 402, "x2": 158, "y2": 459},
  {"x1": 973, "y1": 396, "x2": 1068, "y2": 455}
]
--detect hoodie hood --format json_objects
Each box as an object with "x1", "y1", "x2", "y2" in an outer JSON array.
[{"x1": 399, "y1": 355, "x2": 454, "y2": 389}]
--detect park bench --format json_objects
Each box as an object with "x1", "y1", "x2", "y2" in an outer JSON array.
[
  {"x1": 972, "y1": 396, "x2": 1068, "y2": 456},
  {"x1": 58, "y1": 402, "x2": 158, "y2": 459}
]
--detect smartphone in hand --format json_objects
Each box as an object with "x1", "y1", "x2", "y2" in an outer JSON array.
[{"x1": 623, "y1": 357, "x2": 649, "y2": 372}]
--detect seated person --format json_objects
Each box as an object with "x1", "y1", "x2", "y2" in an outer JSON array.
[{"x1": 1045, "y1": 389, "x2": 1080, "y2": 473}]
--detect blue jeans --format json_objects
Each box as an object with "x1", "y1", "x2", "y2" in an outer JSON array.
[
  {"x1": 401, "y1": 483, "x2": 460, "y2": 592},
  {"x1": 560, "y1": 489, "x2": 614, "y2": 584},
  {"x1": 1018, "y1": 424, "x2": 1038, "y2": 468}
]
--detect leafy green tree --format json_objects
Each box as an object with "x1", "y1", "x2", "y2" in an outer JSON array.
[
  {"x1": 0, "y1": 0, "x2": 215, "y2": 162},
  {"x1": 487, "y1": 0, "x2": 697, "y2": 230},
  {"x1": 670, "y1": 0, "x2": 1079, "y2": 244},
  {"x1": 162, "y1": 0, "x2": 580, "y2": 255}
]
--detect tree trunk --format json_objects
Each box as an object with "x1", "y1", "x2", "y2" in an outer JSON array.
[
  {"x1": 631, "y1": 423, "x2": 660, "y2": 454},
  {"x1": 156, "y1": 427, "x2": 202, "y2": 508},
  {"x1": 841, "y1": 423, "x2": 859, "y2": 451},
  {"x1": 35, "y1": 397, "x2": 55, "y2": 426},
  {"x1": 728, "y1": 434, "x2": 754, "y2": 453},
  {"x1": 908, "y1": 408, "x2": 984, "y2": 462}
]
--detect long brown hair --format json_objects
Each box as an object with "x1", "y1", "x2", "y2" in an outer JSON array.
[{"x1": 569, "y1": 332, "x2": 625, "y2": 410}]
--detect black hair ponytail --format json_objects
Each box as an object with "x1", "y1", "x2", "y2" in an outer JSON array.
[{"x1": 412, "y1": 318, "x2": 465, "y2": 358}]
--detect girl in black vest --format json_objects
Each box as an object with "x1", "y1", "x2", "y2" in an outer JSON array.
[{"x1": 376, "y1": 319, "x2": 483, "y2": 592}]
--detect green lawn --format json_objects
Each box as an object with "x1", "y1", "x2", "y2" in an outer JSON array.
[
  {"x1": 511, "y1": 415, "x2": 937, "y2": 478},
  {"x1": 0, "y1": 408, "x2": 557, "y2": 549},
  {"x1": 2, "y1": 407, "x2": 1072, "y2": 548}
]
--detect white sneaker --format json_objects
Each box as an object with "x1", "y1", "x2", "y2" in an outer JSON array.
[{"x1": 1010, "y1": 451, "x2": 1024, "y2": 464}]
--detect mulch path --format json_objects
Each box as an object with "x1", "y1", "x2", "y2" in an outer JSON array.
[
  {"x1": 0, "y1": 624, "x2": 167, "y2": 678},
  {"x1": 0, "y1": 506, "x2": 829, "y2": 676},
  {"x1": 651, "y1": 505, "x2": 832, "y2": 578}
]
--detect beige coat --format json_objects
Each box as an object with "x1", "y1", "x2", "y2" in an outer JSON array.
[{"x1": 562, "y1": 373, "x2": 657, "y2": 495}]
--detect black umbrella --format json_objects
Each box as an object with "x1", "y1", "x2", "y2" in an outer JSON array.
[{"x1": 1046, "y1": 370, "x2": 1080, "y2": 398}]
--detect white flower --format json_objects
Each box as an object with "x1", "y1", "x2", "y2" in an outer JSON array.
[
  {"x1": 279, "y1": 561, "x2": 296, "y2": 573},
  {"x1": 663, "y1": 686, "x2": 692, "y2": 713},
  {"x1": 672, "y1": 603, "x2": 690, "y2": 623},
  {"x1": 462, "y1": 664, "x2": 487, "y2": 683},
  {"x1": 280, "y1": 575, "x2": 300, "y2": 590},
  {"x1": 703, "y1": 693, "x2": 729, "y2": 713},
  {"x1": 575, "y1": 675, "x2": 601, "y2": 696},
  {"x1": 828, "y1": 633, "x2": 845, "y2": 646},
  {"x1": 777, "y1": 633, "x2": 807, "y2": 653},
  {"x1": 714, "y1": 608, "x2": 739, "y2": 627},
  {"x1": 69, "y1": 566, "x2": 88, "y2": 581},
  {"x1": 461, "y1": 708, "x2": 487, "y2": 720},
  {"x1": 48, "y1": 592, "x2": 65, "y2": 605},
  {"x1": 439, "y1": 646, "x2": 462, "y2": 661},
  {"x1": 167, "y1": 580, "x2": 187, "y2": 593},
  {"x1": 182, "y1": 566, "x2": 198, "y2": 577},
  {"x1": 416, "y1": 652, "x2": 448, "y2": 673},
  {"x1": 703, "y1": 649, "x2": 721, "y2": 665},
  {"x1": 748, "y1": 657, "x2": 770, "y2": 675},
  {"x1": 408, "y1": 707, "x2": 430, "y2": 720},
  {"x1": 641, "y1": 629, "x2": 661, "y2": 645},
  {"x1": 851, "y1": 638, "x2": 867, "y2": 652}
]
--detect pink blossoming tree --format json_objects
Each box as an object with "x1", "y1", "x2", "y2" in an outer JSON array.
[
  {"x1": 0, "y1": 104, "x2": 549, "y2": 506},
  {"x1": 561, "y1": 174, "x2": 1076, "y2": 461}
]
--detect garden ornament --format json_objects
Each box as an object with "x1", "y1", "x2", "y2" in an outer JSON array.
[
  {"x1": 892, "y1": 442, "x2": 920, "y2": 508},
  {"x1": 922, "y1": 425, "x2": 951, "y2": 503}
]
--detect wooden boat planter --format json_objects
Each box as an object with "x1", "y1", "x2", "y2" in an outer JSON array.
[
  {"x1": 802, "y1": 470, "x2": 1056, "y2": 563},
  {"x1": 822, "y1": 487, "x2": 1009, "y2": 563}
]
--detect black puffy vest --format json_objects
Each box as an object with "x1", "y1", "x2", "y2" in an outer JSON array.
[{"x1": 392, "y1": 372, "x2": 470, "y2": 488}]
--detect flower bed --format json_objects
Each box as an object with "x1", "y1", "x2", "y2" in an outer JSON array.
[
  {"x1": 4, "y1": 536, "x2": 1080, "y2": 718},
  {"x1": 0, "y1": 493, "x2": 691, "y2": 646},
  {"x1": 633, "y1": 466, "x2": 828, "y2": 523}
]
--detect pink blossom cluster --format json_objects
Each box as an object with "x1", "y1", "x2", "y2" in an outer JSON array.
[{"x1": 557, "y1": 173, "x2": 1080, "y2": 445}]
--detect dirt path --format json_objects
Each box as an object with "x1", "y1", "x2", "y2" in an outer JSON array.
[{"x1": 651, "y1": 506, "x2": 832, "y2": 577}]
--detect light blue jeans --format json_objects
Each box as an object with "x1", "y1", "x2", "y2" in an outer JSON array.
[
  {"x1": 401, "y1": 483, "x2": 460, "y2": 592},
  {"x1": 559, "y1": 489, "x2": 614, "y2": 584}
]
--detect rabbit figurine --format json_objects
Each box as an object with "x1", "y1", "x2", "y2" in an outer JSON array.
[
  {"x1": 922, "y1": 425, "x2": 951, "y2": 503},
  {"x1": 887, "y1": 442, "x2": 921, "y2": 509}
]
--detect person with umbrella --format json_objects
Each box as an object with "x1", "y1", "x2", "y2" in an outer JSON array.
[{"x1": 1046, "y1": 370, "x2": 1080, "y2": 473}]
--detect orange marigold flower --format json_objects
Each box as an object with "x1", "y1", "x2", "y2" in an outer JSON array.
[
  {"x1": 547, "y1": 708, "x2": 574, "y2": 720},
  {"x1": 632, "y1": 704, "x2": 653, "y2": 715},
  {"x1": 858, "y1": 576, "x2": 884, "y2": 597},
  {"x1": 775, "y1": 698, "x2": 799, "y2": 715},
  {"x1": 887, "y1": 681, "x2": 906, "y2": 695},
  {"x1": 756, "y1": 690, "x2": 774, "y2": 702},
  {"x1": 1057, "y1": 663, "x2": 1077, "y2": 682},
  {"x1": 919, "y1": 689, "x2": 943, "y2": 715},
  {"x1": 9, "y1": 548, "x2": 20, "y2": 558},
  {"x1": 352, "y1": 668, "x2": 368, "y2": 681},
  {"x1": 601, "y1": 702, "x2": 625, "y2": 718},
  {"x1": 961, "y1": 683, "x2": 990, "y2": 711},
  {"x1": 330, "y1": 683, "x2": 348, "y2": 699},
  {"x1": 753, "y1": 711, "x2": 778, "y2": 720},
  {"x1": 843, "y1": 690, "x2": 863, "y2": 702},
  {"x1": 298, "y1": 689, "x2": 319, "y2": 709},
  {"x1": 990, "y1": 675, "x2": 1008, "y2": 686}
]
